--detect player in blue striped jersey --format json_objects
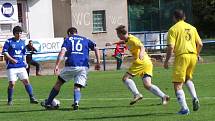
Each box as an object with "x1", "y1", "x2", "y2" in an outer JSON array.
[
  {"x1": 2, "y1": 26, "x2": 38, "y2": 105},
  {"x1": 41, "y1": 27, "x2": 101, "y2": 110}
]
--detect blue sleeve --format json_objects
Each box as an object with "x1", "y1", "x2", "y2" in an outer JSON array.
[
  {"x1": 88, "y1": 39, "x2": 96, "y2": 51},
  {"x1": 61, "y1": 39, "x2": 69, "y2": 49},
  {"x1": 2, "y1": 40, "x2": 10, "y2": 53}
]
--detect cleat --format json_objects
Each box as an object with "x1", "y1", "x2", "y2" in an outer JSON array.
[
  {"x1": 177, "y1": 109, "x2": 190, "y2": 115},
  {"x1": 7, "y1": 101, "x2": 13, "y2": 106},
  {"x1": 130, "y1": 93, "x2": 143, "y2": 105},
  {"x1": 162, "y1": 95, "x2": 170, "y2": 105},
  {"x1": 192, "y1": 98, "x2": 200, "y2": 111},
  {"x1": 30, "y1": 97, "x2": 39, "y2": 104},
  {"x1": 41, "y1": 101, "x2": 52, "y2": 109},
  {"x1": 72, "y1": 103, "x2": 79, "y2": 111}
]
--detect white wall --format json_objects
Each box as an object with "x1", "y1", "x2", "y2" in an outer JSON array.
[
  {"x1": 71, "y1": 0, "x2": 128, "y2": 48},
  {"x1": 27, "y1": 0, "x2": 54, "y2": 38}
]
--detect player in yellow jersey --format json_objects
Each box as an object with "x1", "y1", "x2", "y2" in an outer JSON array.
[
  {"x1": 106, "y1": 25, "x2": 169, "y2": 105},
  {"x1": 164, "y1": 9, "x2": 203, "y2": 115}
]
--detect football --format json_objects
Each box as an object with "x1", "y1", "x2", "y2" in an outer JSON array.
[{"x1": 51, "y1": 98, "x2": 60, "y2": 108}]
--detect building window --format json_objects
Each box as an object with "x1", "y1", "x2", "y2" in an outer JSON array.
[
  {"x1": 0, "y1": 24, "x2": 12, "y2": 33},
  {"x1": 93, "y1": 10, "x2": 106, "y2": 33}
]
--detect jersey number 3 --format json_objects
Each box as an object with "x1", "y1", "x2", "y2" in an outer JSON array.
[{"x1": 185, "y1": 29, "x2": 191, "y2": 41}]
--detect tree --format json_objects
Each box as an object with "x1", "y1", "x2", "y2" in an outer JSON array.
[{"x1": 192, "y1": 0, "x2": 215, "y2": 38}]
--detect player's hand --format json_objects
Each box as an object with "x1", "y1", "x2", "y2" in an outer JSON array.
[
  {"x1": 10, "y1": 59, "x2": 18, "y2": 64},
  {"x1": 25, "y1": 62, "x2": 29, "y2": 68},
  {"x1": 198, "y1": 55, "x2": 203, "y2": 62},
  {"x1": 139, "y1": 54, "x2": 144, "y2": 60},
  {"x1": 54, "y1": 66, "x2": 60, "y2": 75},
  {"x1": 105, "y1": 42, "x2": 112, "y2": 46},
  {"x1": 94, "y1": 64, "x2": 101, "y2": 70},
  {"x1": 164, "y1": 61, "x2": 169, "y2": 69}
]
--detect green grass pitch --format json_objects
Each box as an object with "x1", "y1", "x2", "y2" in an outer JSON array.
[{"x1": 0, "y1": 63, "x2": 214, "y2": 121}]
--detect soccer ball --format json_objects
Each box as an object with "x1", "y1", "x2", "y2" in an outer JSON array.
[
  {"x1": 42, "y1": 98, "x2": 60, "y2": 109},
  {"x1": 51, "y1": 98, "x2": 60, "y2": 108},
  {"x1": 52, "y1": 99, "x2": 60, "y2": 107}
]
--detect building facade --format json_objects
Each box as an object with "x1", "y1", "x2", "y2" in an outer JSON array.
[{"x1": 0, "y1": 0, "x2": 192, "y2": 49}]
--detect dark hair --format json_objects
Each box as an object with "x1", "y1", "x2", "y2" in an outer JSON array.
[
  {"x1": 67, "y1": 27, "x2": 77, "y2": 36},
  {"x1": 173, "y1": 9, "x2": 185, "y2": 20},
  {"x1": 115, "y1": 25, "x2": 127, "y2": 35},
  {"x1": 13, "y1": 26, "x2": 22, "y2": 35}
]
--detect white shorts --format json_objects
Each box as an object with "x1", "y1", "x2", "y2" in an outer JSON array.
[
  {"x1": 7, "y1": 67, "x2": 29, "y2": 82},
  {"x1": 59, "y1": 66, "x2": 88, "y2": 87}
]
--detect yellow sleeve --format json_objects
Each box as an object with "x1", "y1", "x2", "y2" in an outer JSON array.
[
  {"x1": 194, "y1": 28, "x2": 201, "y2": 43},
  {"x1": 167, "y1": 29, "x2": 176, "y2": 46},
  {"x1": 133, "y1": 38, "x2": 143, "y2": 47}
]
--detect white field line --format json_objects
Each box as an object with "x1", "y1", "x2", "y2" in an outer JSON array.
[{"x1": 0, "y1": 97, "x2": 215, "y2": 101}]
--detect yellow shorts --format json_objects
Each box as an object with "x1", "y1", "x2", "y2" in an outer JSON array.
[
  {"x1": 173, "y1": 54, "x2": 197, "y2": 82},
  {"x1": 128, "y1": 58, "x2": 153, "y2": 77}
]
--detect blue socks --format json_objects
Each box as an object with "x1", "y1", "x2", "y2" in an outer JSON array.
[
  {"x1": 8, "y1": 88, "x2": 14, "y2": 102},
  {"x1": 46, "y1": 88, "x2": 59, "y2": 105},
  {"x1": 74, "y1": 89, "x2": 81, "y2": 104},
  {"x1": 25, "y1": 84, "x2": 33, "y2": 97}
]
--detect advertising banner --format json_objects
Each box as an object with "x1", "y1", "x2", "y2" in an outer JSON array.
[
  {"x1": 27, "y1": 38, "x2": 64, "y2": 61},
  {"x1": 0, "y1": 0, "x2": 18, "y2": 23}
]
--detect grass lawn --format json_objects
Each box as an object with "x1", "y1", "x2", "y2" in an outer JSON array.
[{"x1": 0, "y1": 62, "x2": 215, "y2": 121}]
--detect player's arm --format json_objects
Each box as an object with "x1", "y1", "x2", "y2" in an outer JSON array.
[
  {"x1": 164, "y1": 44, "x2": 174, "y2": 69},
  {"x1": 94, "y1": 47, "x2": 101, "y2": 70},
  {"x1": 2, "y1": 41, "x2": 17, "y2": 64},
  {"x1": 139, "y1": 44, "x2": 145, "y2": 60},
  {"x1": 4, "y1": 52, "x2": 17, "y2": 64},
  {"x1": 196, "y1": 39, "x2": 203, "y2": 60},
  {"x1": 54, "y1": 48, "x2": 66, "y2": 75},
  {"x1": 105, "y1": 40, "x2": 125, "y2": 46},
  {"x1": 23, "y1": 55, "x2": 28, "y2": 68}
]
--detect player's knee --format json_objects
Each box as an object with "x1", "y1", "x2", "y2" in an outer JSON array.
[
  {"x1": 58, "y1": 76, "x2": 66, "y2": 83},
  {"x1": 22, "y1": 79, "x2": 30, "y2": 85},
  {"x1": 74, "y1": 83, "x2": 83, "y2": 88},
  {"x1": 122, "y1": 76, "x2": 128, "y2": 82},
  {"x1": 8, "y1": 82, "x2": 15, "y2": 88},
  {"x1": 144, "y1": 83, "x2": 151, "y2": 90}
]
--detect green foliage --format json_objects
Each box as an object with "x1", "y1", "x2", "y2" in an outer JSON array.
[{"x1": 192, "y1": 0, "x2": 215, "y2": 38}]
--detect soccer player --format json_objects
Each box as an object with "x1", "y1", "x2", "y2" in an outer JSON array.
[
  {"x1": 164, "y1": 9, "x2": 203, "y2": 115},
  {"x1": 106, "y1": 25, "x2": 169, "y2": 105},
  {"x1": 41, "y1": 27, "x2": 101, "y2": 110},
  {"x1": 26, "y1": 40, "x2": 42, "y2": 76},
  {"x1": 2, "y1": 26, "x2": 38, "y2": 105},
  {"x1": 112, "y1": 43, "x2": 127, "y2": 70}
]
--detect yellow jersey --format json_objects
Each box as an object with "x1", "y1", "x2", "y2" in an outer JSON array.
[
  {"x1": 126, "y1": 34, "x2": 150, "y2": 61},
  {"x1": 167, "y1": 20, "x2": 201, "y2": 56}
]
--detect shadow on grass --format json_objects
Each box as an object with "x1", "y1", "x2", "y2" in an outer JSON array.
[
  {"x1": 0, "y1": 109, "x2": 44, "y2": 114},
  {"x1": 58, "y1": 102, "x2": 163, "y2": 111},
  {"x1": 58, "y1": 105, "x2": 133, "y2": 111},
  {"x1": 69, "y1": 112, "x2": 174, "y2": 120}
]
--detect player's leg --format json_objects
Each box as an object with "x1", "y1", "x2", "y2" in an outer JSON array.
[
  {"x1": 73, "y1": 84, "x2": 82, "y2": 110},
  {"x1": 122, "y1": 72, "x2": 142, "y2": 105},
  {"x1": 174, "y1": 82, "x2": 189, "y2": 115},
  {"x1": 142, "y1": 74, "x2": 169, "y2": 105},
  {"x1": 116, "y1": 54, "x2": 122, "y2": 70},
  {"x1": 6, "y1": 68, "x2": 18, "y2": 105},
  {"x1": 26, "y1": 64, "x2": 30, "y2": 76},
  {"x1": 173, "y1": 55, "x2": 189, "y2": 115},
  {"x1": 19, "y1": 68, "x2": 38, "y2": 104},
  {"x1": 7, "y1": 81, "x2": 15, "y2": 105},
  {"x1": 185, "y1": 54, "x2": 199, "y2": 111},
  {"x1": 45, "y1": 76, "x2": 65, "y2": 106},
  {"x1": 31, "y1": 60, "x2": 41, "y2": 76},
  {"x1": 72, "y1": 67, "x2": 88, "y2": 110}
]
